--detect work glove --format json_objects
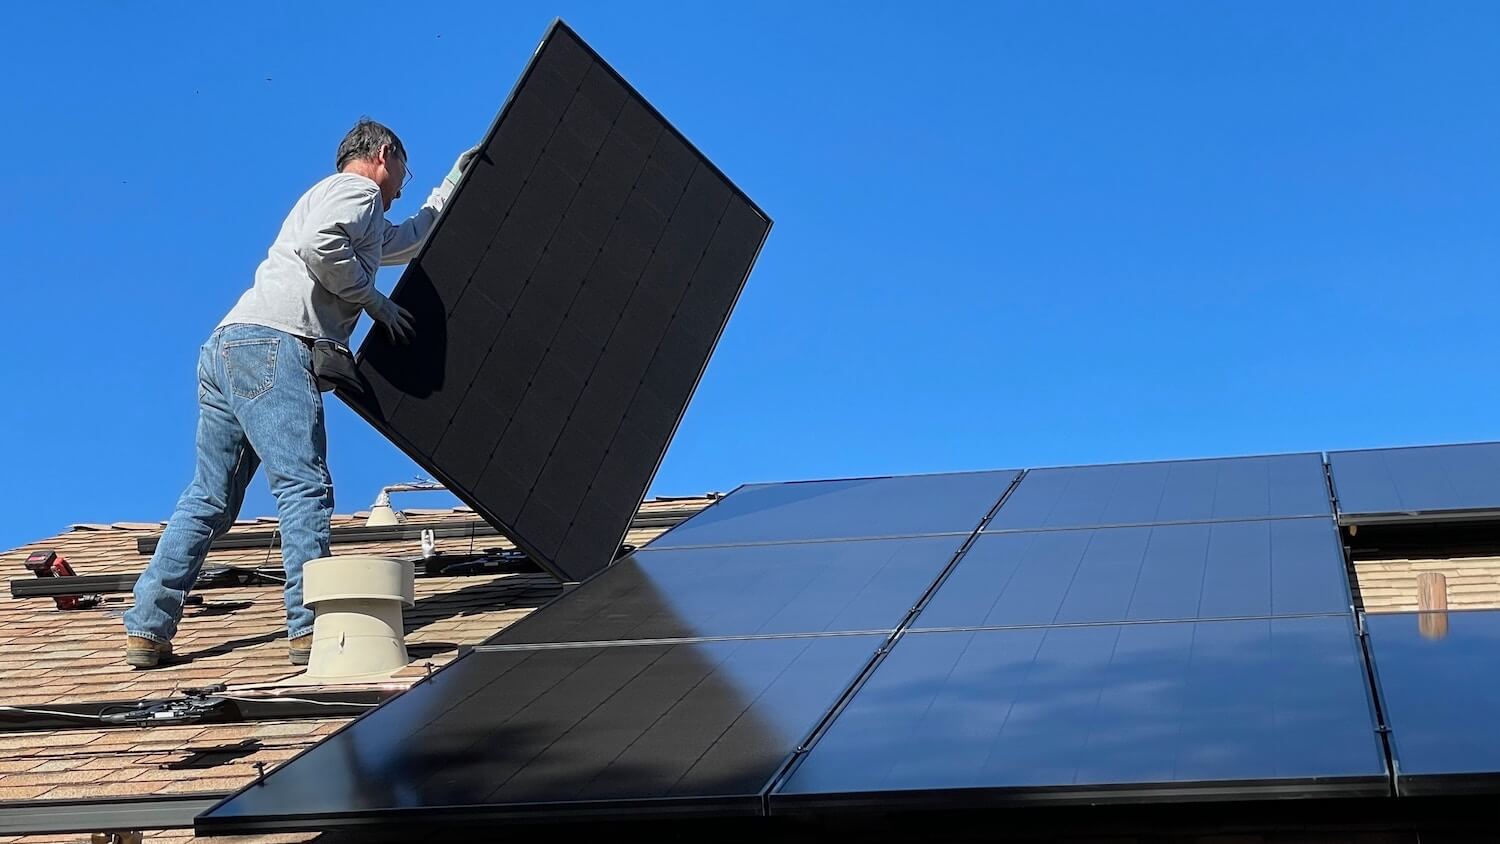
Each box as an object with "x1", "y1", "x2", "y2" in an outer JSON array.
[
  {"x1": 365, "y1": 292, "x2": 415, "y2": 345},
  {"x1": 445, "y1": 145, "x2": 481, "y2": 187}
]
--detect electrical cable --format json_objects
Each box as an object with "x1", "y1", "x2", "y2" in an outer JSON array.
[
  {"x1": 0, "y1": 704, "x2": 105, "y2": 720},
  {"x1": 215, "y1": 694, "x2": 377, "y2": 708}
]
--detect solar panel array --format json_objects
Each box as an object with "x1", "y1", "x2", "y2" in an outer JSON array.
[
  {"x1": 202, "y1": 444, "x2": 1500, "y2": 832},
  {"x1": 776, "y1": 454, "x2": 1386, "y2": 808},
  {"x1": 341, "y1": 20, "x2": 771, "y2": 583},
  {"x1": 203, "y1": 453, "x2": 1420, "y2": 833},
  {"x1": 198, "y1": 470, "x2": 1020, "y2": 833}
]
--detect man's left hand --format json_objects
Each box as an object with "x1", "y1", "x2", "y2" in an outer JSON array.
[{"x1": 446, "y1": 145, "x2": 481, "y2": 187}]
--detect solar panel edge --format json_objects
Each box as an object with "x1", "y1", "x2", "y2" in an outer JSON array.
[
  {"x1": 765, "y1": 773, "x2": 1393, "y2": 814},
  {"x1": 1328, "y1": 439, "x2": 1500, "y2": 458},
  {"x1": 547, "y1": 20, "x2": 774, "y2": 227},
  {"x1": 1018, "y1": 450, "x2": 1328, "y2": 474}
]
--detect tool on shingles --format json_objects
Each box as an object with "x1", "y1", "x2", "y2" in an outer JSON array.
[{"x1": 22, "y1": 549, "x2": 101, "y2": 610}]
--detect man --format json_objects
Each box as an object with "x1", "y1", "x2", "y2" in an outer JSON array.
[{"x1": 124, "y1": 119, "x2": 478, "y2": 668}]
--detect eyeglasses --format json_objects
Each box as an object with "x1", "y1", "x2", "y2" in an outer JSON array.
[{"x1": 385, "y1": 145, "x2": 413, "y2": 192}]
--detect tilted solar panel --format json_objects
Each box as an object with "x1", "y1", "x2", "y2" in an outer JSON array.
[{"x1": 341, "y1": 20, "x2": 771, "y2": 582}]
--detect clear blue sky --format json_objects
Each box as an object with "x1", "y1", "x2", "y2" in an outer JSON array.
[{"x1": 3, "y1": 2, "x2": 1497, "y2": 553}]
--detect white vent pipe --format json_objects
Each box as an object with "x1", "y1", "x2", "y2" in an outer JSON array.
[{"x1": 300, "y1": 556, "x2": 416, "y2": 681}]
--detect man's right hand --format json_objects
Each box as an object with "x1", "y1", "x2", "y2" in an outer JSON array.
[{"x1": 366, "y1": 292, "x2": 415, "y2": 345}]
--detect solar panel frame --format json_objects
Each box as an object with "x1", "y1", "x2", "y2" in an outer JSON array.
[
  {"x1": 1328, "y1": 442, "x2": 1500, "y2": 526},
  {"x1": 337, "y1": 19, "x2": 772, "y2": 583}
]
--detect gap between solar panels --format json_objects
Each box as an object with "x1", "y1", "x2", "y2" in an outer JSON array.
[{"x1": 337, "y1": 19, "x2": 772, "y2": 584}]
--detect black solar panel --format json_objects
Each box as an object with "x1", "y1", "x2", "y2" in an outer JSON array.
[
  {"x1": 197, "y1": 636, "x2": 881, "y2": 832},
  {"x1": 1365, "y1": 610, "x2": 1500, "y2": 795},
  {"x1": 645, "y1": 470, "x2": 1021, "y2": 549},
  {"x1": 488, "y1": 535, "x2": 968, "y2": 645},
  {"x1": 1328, "y1": 442, "x2": 1500, "y2": 525},
  {"x1": 774, "y1": 616, "x2": 1387, "y2": 809},
  {"x1": 341, "y1": 20, "x2": 771, "y2": 582},
  {"x1": 914, "y1": 518, "x2": 1351, "y2": 629},
  {"x1": 986, "y1": 454, "x2": 1331, "y2": 532}
]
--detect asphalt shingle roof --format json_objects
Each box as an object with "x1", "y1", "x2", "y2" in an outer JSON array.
[{"x1": 0, "y1": 497, "x2": 715, "y2": 842}]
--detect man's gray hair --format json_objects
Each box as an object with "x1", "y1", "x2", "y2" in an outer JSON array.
[{"x1": 335, "y1": 118, "x2": 406, "y2": 172}]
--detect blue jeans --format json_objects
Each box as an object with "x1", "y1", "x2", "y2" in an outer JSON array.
[{"x1": 125, "y1": 324, "x2": 332, "y2": 644}]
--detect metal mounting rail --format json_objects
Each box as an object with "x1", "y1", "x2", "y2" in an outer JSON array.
[
  {"x1": 0, "y1": 687, "x2": 394, "y2": 733},
  {"x1": 133, "y1": 507, "x2": 703, "y2": 555},
  {"x1": 0, "y1": 794, "x2": 225, "y2": 835}
]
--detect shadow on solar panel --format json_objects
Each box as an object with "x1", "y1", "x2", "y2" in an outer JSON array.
[{"x1": 338, "y1": 19, "x2": 772, "y2": 584}]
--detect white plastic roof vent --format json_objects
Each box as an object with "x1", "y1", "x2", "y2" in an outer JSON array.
[{"x1": 299, "y1": 556, "x2": 415, "y2": 682}]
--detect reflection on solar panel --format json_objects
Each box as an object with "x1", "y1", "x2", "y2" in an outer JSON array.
[
  {"x1": 197, "y1": 636, "x2": 883, "y2": 832},
  {"x1": 341, "y1": 20, "x2": 771, "y2": 582},
  {"x1": 915, "y1": 518, "x2": 1351, "y2": 629},
  {"x1": 986, "y1": 454, "x2": 1331, "y2": 532},
  {"x1": 1366, "y1": 609, "x2": 1500, "y2": 795},
  {"x1": 488, "y1": 535, "x2": 969, "y2": 645},
  {"x1": 1329, "y1": 442, "x2": 1500, "y2": 525},
  {"x1": 775, "y1": 617, "x2": 1386, "y2": 807},
  {"x1": 645, "y1": 470, "x2": 1021, "y2": 548}
]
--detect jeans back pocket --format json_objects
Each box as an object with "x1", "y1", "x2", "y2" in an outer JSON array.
[{"x1": 223, "y1": 337, "x2": 279, "y2": 400}]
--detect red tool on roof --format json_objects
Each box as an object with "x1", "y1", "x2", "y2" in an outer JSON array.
[{"x1": 22, "y1": 550, "x2": 101, "y2": 610}]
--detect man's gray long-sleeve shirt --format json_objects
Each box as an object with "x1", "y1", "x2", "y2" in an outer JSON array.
[{"x1": 220, "y1": 172, "x2": 451, "y2": 343}]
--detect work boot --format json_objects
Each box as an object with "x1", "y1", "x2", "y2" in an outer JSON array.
[
  {"x1": 125, "y1": 636, "x2": 172, "y2": 669},
  {"x1": 288, "y1": 634, "x2": 313, "y2": 666}
]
